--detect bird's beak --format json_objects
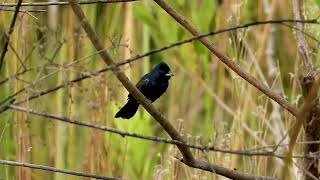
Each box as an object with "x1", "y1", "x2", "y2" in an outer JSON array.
[{"x1": 165, "y1": 71, "x2": 174, "y2": 77}]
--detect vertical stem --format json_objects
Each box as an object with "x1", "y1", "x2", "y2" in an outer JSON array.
[
  {"x1": 122, "y1": 2, "x2": 133, "y2": 101},
  {"x1": 66, "y1": 11, "x2": 78, "y2": 180},
  {"x1": 13, "y1": 15, "x2": 31, "y2": 180},
  {"x1": 142, "y1": 1, "x2": 150, "y2": 74},
  {"x1": 54, "y1": 10, "x2": 67, "y2": 180},
  {"x1": 142, "y1": 1, "x2": 150, "y2": 120},
  {"x1": 292, "y1": 0, "x2": 313, "y2": 72},
  {"x1": 48, "y1": 0, "x2": 59, "y2": 30}
]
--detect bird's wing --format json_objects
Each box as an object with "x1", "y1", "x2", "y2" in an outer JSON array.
[
  {"x1": 127, "y1": 77, "x2": 149, "y2": 101},
  {"x1": 136, "y1": 78, "x2": 149, "y2": 92}
]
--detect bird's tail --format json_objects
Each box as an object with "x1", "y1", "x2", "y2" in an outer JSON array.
[{"x1": 115, "y1": 100, "x2": 139, "y2": 119}]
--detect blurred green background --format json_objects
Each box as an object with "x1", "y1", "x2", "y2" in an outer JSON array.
[{"x1": 1, "y1": 0, "x2": 320, "y2": 179}]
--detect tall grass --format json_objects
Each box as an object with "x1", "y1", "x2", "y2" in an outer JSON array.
[{"x1": 0, "y1": 0, "x2": 319, "y2": 179}]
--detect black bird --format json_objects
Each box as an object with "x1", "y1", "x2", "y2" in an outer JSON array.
[{"x1": 115, "y1": 62, "x2": 174, "y2": 119}]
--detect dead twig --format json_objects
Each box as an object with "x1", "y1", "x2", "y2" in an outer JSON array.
[
  {"x1": 0, "y1": 0, "x2": 23, "y2": 71},
  {"x1": 0, "y1": 0, "x2": 138, "y2": 7},
  {"x1": 0, "y1": 7, "x2": 46, "y2": 13},
  {"x1": 0, "y1": 159, "x2": 122, "y2": 180}
]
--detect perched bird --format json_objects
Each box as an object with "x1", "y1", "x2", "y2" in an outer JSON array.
[{"x1": 115, "y1": 62, "x2": 174, "y2": 119}]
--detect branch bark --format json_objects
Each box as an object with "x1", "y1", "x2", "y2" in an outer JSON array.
[
  {"x1": 181, "y1": 159, "x2": 276, "y2": 180},
  {"x1": 288, "y1": 76, "x2": 320, "y2": 155},
  {"x1": 292, "y1": 0, "x2": 319, "y2": 179},
  {"x1": 300, "y1": 76, "x2": 320, "y2": 180}
]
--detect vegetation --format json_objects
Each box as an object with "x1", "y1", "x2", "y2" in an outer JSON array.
[{"x1": 0, "y1": 0, "x2": 320, "y2": 179}]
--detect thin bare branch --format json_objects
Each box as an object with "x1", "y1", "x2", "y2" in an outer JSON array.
[
  {"x1": 67, "y1": 0, "x2": 195, "y2": 163},
  {"x1": 179, "y1": 159, "x2": 276, "y2": 180},
  {"x1": 281, "y1": 23, "x2": 320, "y2": 45},
  {"x1": 0, "y1": 159, "x2": 122, "y2": 180},
  {"x1": 0, "y1": 65, "x2": 44, "y2": 86},
  {"x1": 1, "y1": 18, "x2": 318, "y2": 87},
  {"x1": 7, "y1": 105, "x2": 280, "y2": 180},
  {"x1": 0, "y1": 0, "x2": 138, "y2": 7},
  {"x1": 292, "y1": 161, "x2": 319, "y2": 180},
  {"x1": 0, "y1": 0, "x2": 23, "y2": 71},
  {"x1": 0, "y1": 7, "x2": 46, "y2": 13},
  {"x1": 0, "y1": 68, "x2": 60, "y2": 105},
  {"x1": 4, "y1": 19, "x2": 318, "y2": 112},
  {"x1": 0, "y1": 99, "x2": 15, "y2": 113},
  {"x1": 153, "y1": 0, "x2": 299, "y2": 117},
  {"x1": 8, "y1": 104, "x2": 320, "y2": 160}
]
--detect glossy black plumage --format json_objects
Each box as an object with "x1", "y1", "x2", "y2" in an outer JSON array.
[{"x1": 115, "y1": 62, "x2": 174, "y2": 119}]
